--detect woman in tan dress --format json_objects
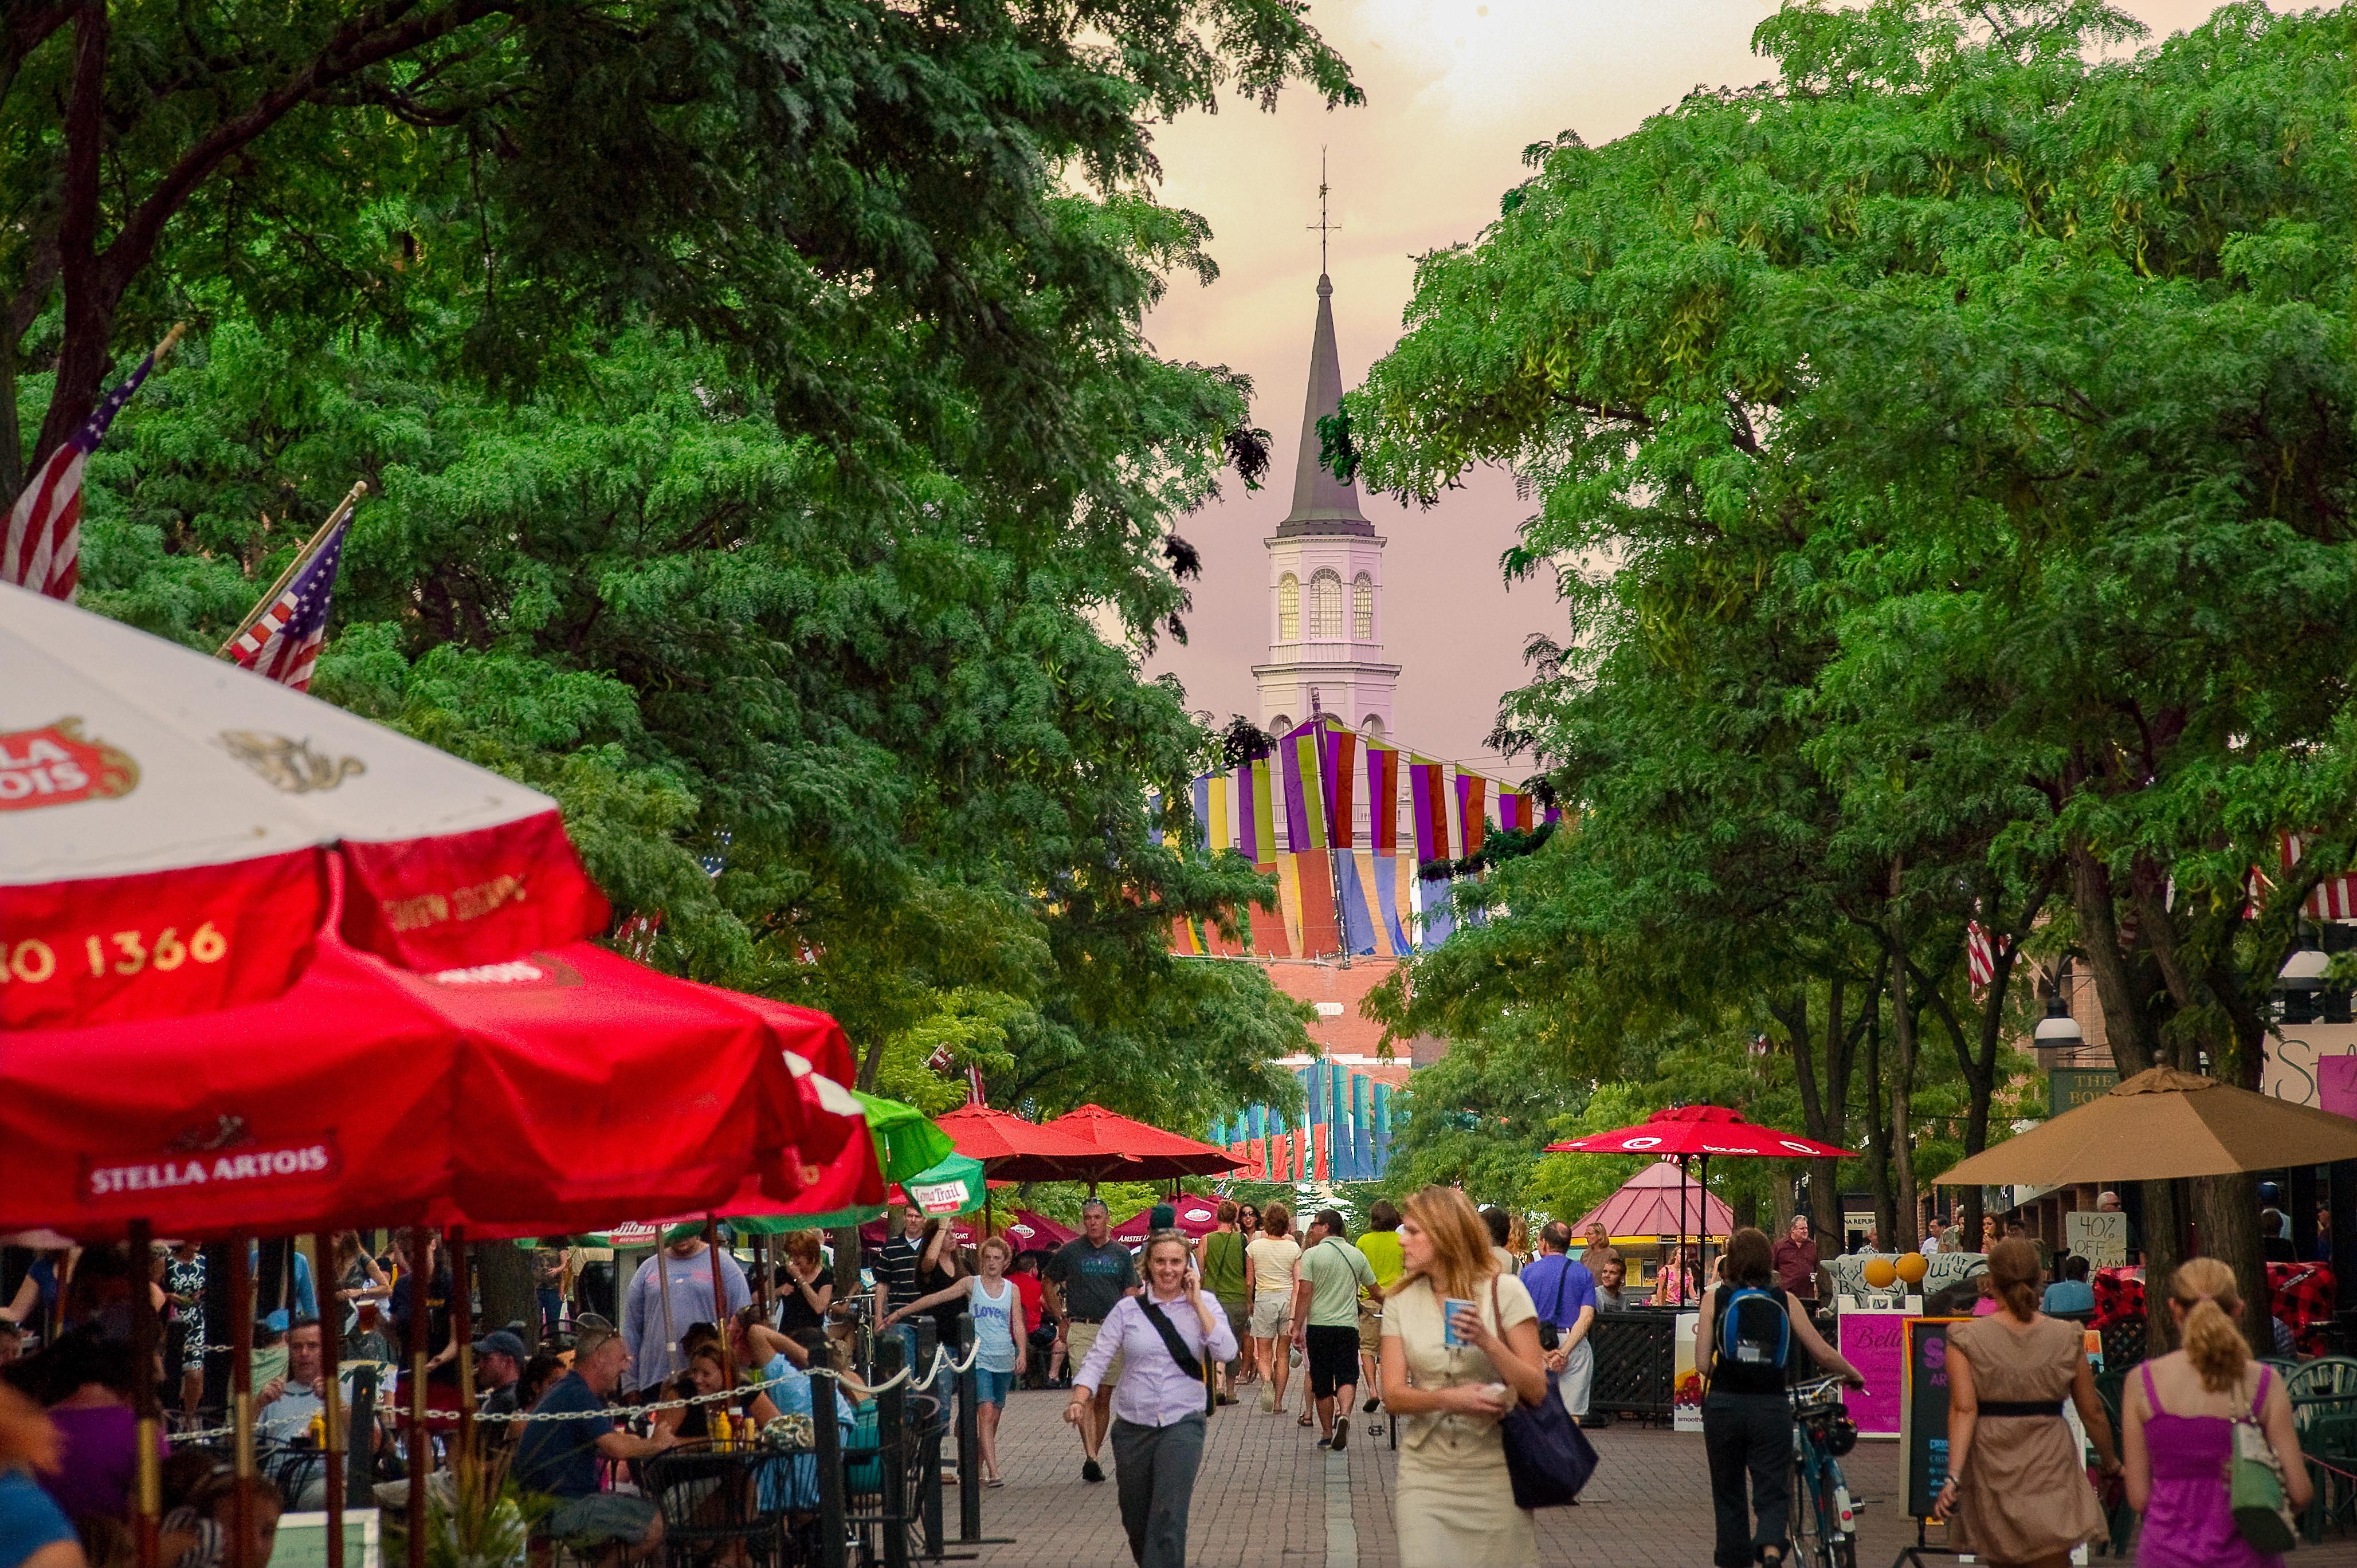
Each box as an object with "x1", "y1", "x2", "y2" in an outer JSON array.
[
  {"x1": 1379, "y1": 1185, "x2": 1548, "y2": 1568},
  {"x1": 1935, "y1": 1239, "x2": 2120, "y2": 1566}
]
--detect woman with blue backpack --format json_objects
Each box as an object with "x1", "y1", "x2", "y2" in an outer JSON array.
[{"x1": 1695, "y1": 1226, "x2": 1866, "y2": 1568}]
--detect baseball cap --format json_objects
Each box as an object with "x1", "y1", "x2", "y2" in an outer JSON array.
[{"x1": 472, "y1": 1329, "x2": 527, "y2": 1360}]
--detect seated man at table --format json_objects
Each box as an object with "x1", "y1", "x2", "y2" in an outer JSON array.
[
  {"x1": 2041, "y1": 1256, "x2": 2096, "y2": 1314},
  {"x1": 514, "y1": 1317, "x2": 676, "y2": 1567}
]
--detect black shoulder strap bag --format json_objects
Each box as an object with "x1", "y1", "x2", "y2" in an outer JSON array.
[
  {"x1": 1139, "y1": 1299, "x2": 1217, "y2": 1417},
  {"x1": 1492, "y1": 1275, "x2": 1599, "y2": 1509}
]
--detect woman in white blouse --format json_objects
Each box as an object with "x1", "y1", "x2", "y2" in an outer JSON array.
[{"x1": 1068, "y1": 1231, "x2": 1238, "y2": 1568}]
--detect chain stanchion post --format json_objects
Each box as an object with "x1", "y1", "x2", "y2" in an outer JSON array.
[
  {"x1": 877, "y1": 1333, "x2": 911, "y2": 1568},
  {"x1": 229, "y1": 1236, "x2": 255, "y2": 1568},
  {"x1": 128, "y1": 1220, "x2": 162, "y2": 1568},
  {"x1": 813, "y1": 1369, "x2": 849, "y2": 1568},
  {"x1": 913, "y1": 1319, "x2": 944, "y2": 1559},
  {"x1": 955, "y1": 1314, "x2": 981, "y2": 1543},
  {"x1": 405, "y1": 1228, "x2": 429, "y2": 1568}
]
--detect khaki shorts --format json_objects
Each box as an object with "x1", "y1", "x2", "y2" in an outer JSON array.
[
  {"x1": 1249, "y1": 1292, "x2": 1292, "y2": 1339},
  {"x1": 1065, "y1": 1318, "x2": 1123, "y2": 1388},
  {"x1": 1357, "y1": 1306, "x2": 1382, "y2": 1355}
]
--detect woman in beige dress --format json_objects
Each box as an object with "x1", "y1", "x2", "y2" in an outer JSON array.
[
  {"x1": 1380, "y1": 1185, "x2": 1549, "y2": 1568},
  {"x1": 1934, "y1": 1238, "x2": 2120, "y2": 1567}
]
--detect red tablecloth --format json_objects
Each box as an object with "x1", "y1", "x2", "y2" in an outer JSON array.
[{"x1": 2091, "y1": 1264, "x2": 2334, "y2": 1357}]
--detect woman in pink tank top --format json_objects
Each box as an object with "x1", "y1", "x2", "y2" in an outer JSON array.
[{"x1": 2120, "y1": 1259, "x2": 2310, "y2": 1567}]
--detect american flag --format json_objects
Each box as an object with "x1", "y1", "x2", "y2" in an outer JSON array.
[
  {"x1": 3, "y1": 343, "x2": 171, "y2": 600},
  {"x1": 227, "y1": 505, "x2": 353, "y2": 691},
  {"x1": 967, "y1": 1063, "x2": 987, "y2": 1106},
  {"x1": 1965, "y1": 921, "x2": 2009, "y2": 989}
]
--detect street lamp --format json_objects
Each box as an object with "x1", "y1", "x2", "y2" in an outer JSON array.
[{"x1": 2033, "y1": 995, "x2": 2081, "y2": 1046}]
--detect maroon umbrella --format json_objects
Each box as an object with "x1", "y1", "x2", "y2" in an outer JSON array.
[
  {"x1": 1042, "y1": 1103, "x2": 1244, "y2": 1185},
  {"x1": 1112, "y1": 1198, "x2": 1220, "y2": 1240},
  {"x1": 932, "y1": 1103, "x2": 1107, "y2": 1184}
]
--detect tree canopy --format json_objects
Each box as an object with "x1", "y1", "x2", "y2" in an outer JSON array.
[
  {"x1": 1345, "y1": 0, "x2": 2352, "y2": 1332},
  {"x1": 6, "y1": 0, "x2": 1364, "y2": 1129}
]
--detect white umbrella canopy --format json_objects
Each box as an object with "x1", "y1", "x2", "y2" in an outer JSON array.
[{"x1": 1, "y1": 581, "x2": 607, "y2": 1029}]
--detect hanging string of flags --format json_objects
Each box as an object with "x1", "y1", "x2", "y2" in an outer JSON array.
[{"x1": 1155, "y1": 714, "x2": 1562, "y2": 961}]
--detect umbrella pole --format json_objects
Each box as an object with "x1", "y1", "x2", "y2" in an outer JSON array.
[
  {"x1": 405, "y1": 1228, "x2": 428, "y2": 1568},
  {"x1": 128, "y1": 1219, "x2": 160, "y2": 1568},
  {"x1": 229, "y1": 1236, "x2": 255, "y2": 1568},
  {"x1": 305, "y1": 1233, "x2": 344, "y2": 1568},
  {"x1": 448, "y1": 1229, "x2": 475, "y2": 1476},
  {"x1": 707, "y1": 1217, "x2": 733, "y2": 1391}
]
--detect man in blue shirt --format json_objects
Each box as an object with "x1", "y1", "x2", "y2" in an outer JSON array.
[
  {"x1": 514, "y1": 1316, "x2": 677, "y2": 1566},
  {"x1": 1520, "y1": 1221, "x2": 1600, "y2": 1421},
  {"x1": 2041, "y1": 1256, "x2": 2096, "y2": 1314}
]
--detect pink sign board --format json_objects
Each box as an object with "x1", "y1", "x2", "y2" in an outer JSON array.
[
  {"x1": 1841, "y1": 1308, "x2": 1909, "y2": 1438},
  {"x1": 2321, "y1": 1055, "x2": 2357, "y2": 1119}
]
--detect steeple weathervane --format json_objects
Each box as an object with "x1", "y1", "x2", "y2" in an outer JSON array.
[{"x1": 1307, "y1": 149, "x2": 1340, "y2": 276}]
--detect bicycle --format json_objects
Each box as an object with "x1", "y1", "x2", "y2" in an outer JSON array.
[{"x1": 1787, "y1": 1374, "x2": 1862, "y2": 1568}]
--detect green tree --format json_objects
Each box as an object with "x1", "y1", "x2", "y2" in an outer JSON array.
[{"x1": 1343, "y1": 0, "x2": 2354, "y2": 1345}]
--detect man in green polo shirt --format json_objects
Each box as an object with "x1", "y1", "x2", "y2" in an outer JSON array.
[
  {"x1": 1354, "y1": 1200, "x2": 1404, "y2": 1415},
  {"x1": 1290, "y1": 1208, "x2": 1381, "y2": 1450}
]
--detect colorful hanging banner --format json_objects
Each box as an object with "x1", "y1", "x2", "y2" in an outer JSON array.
[
  {"x1": 1364, "y1": 741, "x2": 1399, "y2": 855},
  {"x1": 1409, "y1": 757, "x2": 1447, "y2": 864},
  {"x1": 1336, "y1": 847, "x2": 1378, "y2": 956},
  {"x1": 1320, "y1": 721, "x2": 1358, "y2": 850},
  {"x1": 1455, "y1": 772, "x2": 1487, "y2": 856},
  {"x1": 1281, "y1": 721, "x2": 1325, "y2": 852}
]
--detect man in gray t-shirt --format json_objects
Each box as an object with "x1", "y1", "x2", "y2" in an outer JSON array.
[{"x1": 1042, "y1": 1199, "x2": 1139, "y2": 1483}]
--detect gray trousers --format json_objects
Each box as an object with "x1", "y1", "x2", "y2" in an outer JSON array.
[
  {"x1": 1109, "y1": 1413, "x2": 1207, "y2": 1568},
  {"x1": 1557, "y1": 1334, "x2": 1595, "y2": 1417}
]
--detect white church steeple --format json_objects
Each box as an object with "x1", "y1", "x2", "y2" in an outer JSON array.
[{"x1": 1253, "y1": 272, "x2": 1398, "y2": 738}]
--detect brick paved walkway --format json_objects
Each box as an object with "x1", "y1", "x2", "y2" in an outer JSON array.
[{"x1": 951, "y1": 1384, "x2": 2357, "y2": 1567}]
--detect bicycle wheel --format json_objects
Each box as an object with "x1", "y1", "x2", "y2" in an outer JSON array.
[{"x1": 1790, "y1": 1460, "x2": 1828, "y2": 1568}]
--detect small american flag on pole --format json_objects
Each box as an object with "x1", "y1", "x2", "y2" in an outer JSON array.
[
  {"x1": 1965, "y1": 921, "x2": 2008, "y2": 989},
  {"x1": 3, "y1": 327, "x2": 182, "y2": 600},
  {"x1": 226, "y1": 500, "x2": 355, "y2": 693}
]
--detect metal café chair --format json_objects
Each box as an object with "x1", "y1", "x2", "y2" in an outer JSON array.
[{"x1": 644, "y1": 1449, "x2": 782, "y2": 1568}]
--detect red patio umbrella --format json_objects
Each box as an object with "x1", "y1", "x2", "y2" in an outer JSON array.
[
  {"x1": 1546, "y1": 1105, "x2": 1854, "y2": 1281},
  {"x1": 932, "y1": 1103, "x2": 1107, "y2": 1183},
  {"x1": 1042, "y1": 1103, "x2": 1244, "y2": 1186},
  {"x1": 1112, "y1": 1198, "x2": 1221, "y2": 1240},
  {"x1": 1001, "y1": 1208, "x2": 1077, "y2": 1250},
  {"x1": 0, "y1": 932, "x2": 818, "y2": 1240},
  {"x1": 1, "y1": 582, "x2": 609, "y2": 1030}
]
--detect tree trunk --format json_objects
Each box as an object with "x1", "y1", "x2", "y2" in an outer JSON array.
[
  {"x1": 1887, "y1": 863, "x2": 1920, "y2": 1241},
  {"x1": 476, "y1": 1241, "x2": 541, "y2": 1350},
  {"x1": 2142, "y1": 1180, "x2": 2186, "y2": 1353},
  {"x1": 1863, "y1": 997, "x2": 1897, "y2": 1251},
  {"x1": 2193, "y1": 1173, "x2": 2271, "y2": 1355}
]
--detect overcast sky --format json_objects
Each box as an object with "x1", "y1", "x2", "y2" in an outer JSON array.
[{"x1": 1136, "y1": 0, "x2": 2250, "y2": 772}]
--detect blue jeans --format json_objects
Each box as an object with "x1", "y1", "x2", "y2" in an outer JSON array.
[{"x1": 537, "y1": 1288, "x2": 563, "y2": 1335}]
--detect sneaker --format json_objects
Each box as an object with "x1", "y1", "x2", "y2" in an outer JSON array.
[
  {"x1": 1331, "y1": 1416, "x2": 1350, "y2": 1451},
  {"x1": 1081, "y1": 1458, "x2": 1104, "y2": 1484},
  {"x1": 1259, "y1": 1382, "x2": 1276, "y2": 1413},
  {"x1": 1362, "y1": 1396, "x2": 1380, "y2": 1413},
  {"x1": 1316, "y1": 1437, "x2": 1332, "y2": 1449}
]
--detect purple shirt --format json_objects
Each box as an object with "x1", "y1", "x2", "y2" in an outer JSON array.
[
  {"x1": 38, "y1": 1404, "x2": 166, "y2": 1522},
  {"x1": 1520, "y1": 1253, "x2": 1598, "y2": 1329},
  {"x1": 1074, "y1": 1290, "x2": 1238, "y2": 1428}
]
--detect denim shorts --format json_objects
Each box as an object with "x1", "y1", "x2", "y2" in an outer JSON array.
[
  {"x1": 974, "y1": 1367, "x2": 1013, "y2": 1406},
  {"x1": 547, "y1": 1492, "x2": 659, "y2": 1545}
]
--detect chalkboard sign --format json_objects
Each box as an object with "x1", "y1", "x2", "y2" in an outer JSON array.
[{"x1": 1900, "y1": 1317, "x2": 1971, "y2": 1519}]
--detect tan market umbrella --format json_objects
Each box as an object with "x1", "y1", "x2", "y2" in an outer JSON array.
[{"x1": 1936, "y1": 1067, "x2": 2357, "y2": 1186}]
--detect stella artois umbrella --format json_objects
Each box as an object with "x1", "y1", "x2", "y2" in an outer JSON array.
[
  {"x1": 0, "y1": 929, "x2": 826, "y2": 1240},
  {"x1": 0, "y1": 581, "x2": 607, "y2": 1029}
]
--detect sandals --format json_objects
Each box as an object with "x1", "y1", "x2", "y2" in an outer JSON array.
[{"x1": 1297, "y1": 1412, "x2": 1315, "y2": 1428}]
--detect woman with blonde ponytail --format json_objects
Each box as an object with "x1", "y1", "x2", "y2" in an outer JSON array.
[
  {"x1": 1934, "y1": 1239, "x2": 2119, "y2": 1566},
  {"x1": 2121, "y1": 1257, "x2": 2310, "y2": 1566}
]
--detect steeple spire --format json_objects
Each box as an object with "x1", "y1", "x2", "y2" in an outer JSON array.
[{"x1": 1274, "y1": 272, "x2": 1375, "y2": 539}]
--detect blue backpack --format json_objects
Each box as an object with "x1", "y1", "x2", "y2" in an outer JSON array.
[{"x1": 1716, "y1": 1286, "x2": 1791, "y2": 1374}]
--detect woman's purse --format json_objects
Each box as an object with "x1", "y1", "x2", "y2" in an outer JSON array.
[
  {"x1": 1488, "y1": 1278, "x2": 1598, "y2": 1510},
  {"x1": 2228, "y1": 1369, "x2": 2297, "y2": 1552}
]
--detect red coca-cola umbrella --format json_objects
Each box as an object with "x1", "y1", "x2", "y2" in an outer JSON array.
[
  {"x1": 1112, "y1": 1198, "x2": 1221, "y2": 1240},
  {"x1": 1545, "y1": 1106, "x2": 1854, "y2": 1281},
  {"x1": 1545, "y1": 1103, "x2": 1853, "y2": 1159},
  {"x1": 0, "y1": 582, "x2": 608, "y2": 1031},
  {"x1": 1042, "y1": 1103, "x2": 1244, "y2": 1185},
  {"x1": 0, "y1": 932, "x2": 818, "y2": 1240}
]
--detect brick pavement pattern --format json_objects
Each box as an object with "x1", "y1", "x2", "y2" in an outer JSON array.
[{"x1": 961, "y1": 1384, "x2": 2357, "y2": 1567}]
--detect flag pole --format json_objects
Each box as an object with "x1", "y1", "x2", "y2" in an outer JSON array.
[{"x1": 214, "y1": 478, "x2": 367, "y2": 658}]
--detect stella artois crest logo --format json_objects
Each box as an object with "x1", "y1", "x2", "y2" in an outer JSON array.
[{"x1": 0, "y1": 717, "x2": 138, "y2": 811}]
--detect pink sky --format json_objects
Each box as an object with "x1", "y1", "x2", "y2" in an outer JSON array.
[{"x1": 1139, "y1": 0, "x2": 2243, "y2": 771}]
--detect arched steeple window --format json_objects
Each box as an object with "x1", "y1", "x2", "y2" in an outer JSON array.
[
  {"x1": 1278, "y1": 573, "x2": 1300, "y2": 640},
  {"x1": 1352, "y1": 573, "x2": 1374, "y2": 639},
  {"x1": 1309, "y1": 570, "x2": 1343, "y2": 640}
]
